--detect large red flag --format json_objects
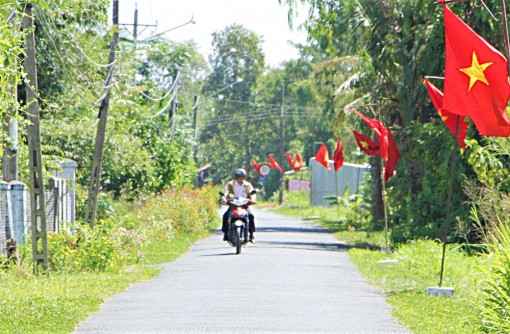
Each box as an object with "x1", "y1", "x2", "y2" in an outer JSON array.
[
  {"x1": 424, "y1": 79, "x2": 469, "y2": 149},
  {"x1": 442, "y1": 5, "x2": 510, "y2": 137},
  {"x1": 352, "y1": 109, "x2": 389, "y2": 160},
  {"x1": 268, "y1": 154, "x2": 282, "y2": 173},
  {"x1": 315, "y1": 143, "x2": 330, "y2": 170},
  {"x1": 333, "y1": 139, "x2": 344, "y2": 171},
  {"x1": 384, "y1": 131, "x2": 400, "y2": 183},
  {"x1": 352, "y1": 130, "x2": 380, "y2": 156}
]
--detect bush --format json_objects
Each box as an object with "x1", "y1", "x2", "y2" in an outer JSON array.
[
  {"x1": 39, "y1": 185, "x2": 219, "y2": 273},
  {"x1": 473, "y1": 217, "x2": 510, "y2": 333}
]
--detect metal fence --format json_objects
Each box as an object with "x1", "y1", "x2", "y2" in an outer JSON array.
[
  {"x1": 309, "y1": 158, "x2": 370, "y2": 206},
  {"x1": 0, "y1": 177, "x2": 74, "y2": 255}
]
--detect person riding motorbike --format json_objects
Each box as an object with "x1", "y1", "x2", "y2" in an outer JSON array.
[{"x1": 221, "y1": 168, "x2": 256, "y2": 243}]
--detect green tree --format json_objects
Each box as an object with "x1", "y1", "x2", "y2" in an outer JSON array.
[
  {"x1": 279, "y1": 0, "x2": 495, "y2": 240},
  {"x1": 199, "y1": 24, "x2": 265, "y2": 184}
]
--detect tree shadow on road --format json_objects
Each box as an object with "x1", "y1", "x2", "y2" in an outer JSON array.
[
  {"x1": 256, "y1": 226, "x2": 332, "y2": 234},
  {"x1": 257, "y1": 240, "x2": 351, "y2": 252}
]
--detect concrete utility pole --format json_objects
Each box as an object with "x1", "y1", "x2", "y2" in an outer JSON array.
[
  {"x1": 169, "y1": 68, "x2": 179, "y2": 139},
  {"x1": 133, "y1": 4, "x2": 138, "y2": 41},
  {"x1": 23, "y1": 3, "x2": 49, "y2": 270},
  {"x1": 120, "y1": 3, "x2": 157, "y2": 42},
  {"x1": 193, "y1": 95, "x2": 199, "y2": 161},
  {"x1": 3, "y1": 11, "x2": 18, "y2": 182},
  {"x1": 86, "y1": 0, "x2": 119, "y2": 227},
  {"x1": 3, "y1": 84, "x2": 18, "y2": 181},
  {"x1": 278, "y1": 84, "x2": 285, "y2": 205}
]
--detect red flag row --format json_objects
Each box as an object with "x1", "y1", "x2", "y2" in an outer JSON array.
[{"x1": 350, "y1": 109, "x2": 400, "y2": 183}]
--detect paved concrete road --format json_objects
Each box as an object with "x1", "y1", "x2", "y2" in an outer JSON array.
[{"x1": 75, "y1": 209, "x2": 408, "y2": 334}]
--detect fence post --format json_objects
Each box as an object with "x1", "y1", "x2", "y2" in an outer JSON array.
[
  {"x1": 58, "y1": 160, "x2": 77, "y2": 228},
  {"x1": 0, "y1": 181, "x2": 8, "y2": 253},
  {"x1": 9, "y1": 181, "x2": 27, "y2": 245}
]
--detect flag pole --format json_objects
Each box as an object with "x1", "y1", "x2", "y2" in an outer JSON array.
[
  {"x1": 377, "y1": 103, "x2": 390, "y2": 260},
  {"x1": 335, "y1": 165, "x2": 340, "y2": 221},
  {"x1": 500, "y1": 0, "x2": 510, "y2": 74},
  {"x1": 438, "y1": 117, "x2": 460, "y2": 287}
]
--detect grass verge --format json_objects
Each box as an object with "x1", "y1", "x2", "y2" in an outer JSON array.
[
  {"x1": 269, "y1": 198, "x2": 484, "y2": 333},
  {"x1": 0, "y1": 186, "x2": 219, "y2": 333},
  {"x1": 0, "y1": 232, "x2": 215, "y2": 334}
]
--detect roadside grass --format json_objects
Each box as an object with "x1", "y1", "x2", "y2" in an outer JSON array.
[
  {"x1": 0, "y1": 187, "x2": 220, "y2": 333},
  {"x1": 0, "y1": 266, "x2": 160, "y2": 333},
  {"x1": 269, "y1": 192, "x2": 485, "y2": 333}
]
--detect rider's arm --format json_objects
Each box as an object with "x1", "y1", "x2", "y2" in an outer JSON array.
[
  {"x1": 221, "y1": 181, "x2": 232, "y2": 203},
  {"x1": 246, "y1": 183, "x2": 256, "y2": 202}
]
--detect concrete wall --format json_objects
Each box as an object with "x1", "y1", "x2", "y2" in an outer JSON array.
[{"x1": 309, "y1": 158, "x2": 370, "y2": 206}]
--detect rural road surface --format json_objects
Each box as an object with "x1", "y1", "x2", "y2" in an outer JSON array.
[{"x1": 75, "y1": 209, "x2": 408, "y2": 334}]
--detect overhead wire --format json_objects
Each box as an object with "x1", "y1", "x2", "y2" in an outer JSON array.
[
  {"x1": 140, "y1": 70, "x2": 181, "y2": 101},
  {"x1": 35, "y1": 4, "x2": 120, "y2": 106},
  {"x1": 48, "y1": 0, "x2": 116, "y2": 68}
]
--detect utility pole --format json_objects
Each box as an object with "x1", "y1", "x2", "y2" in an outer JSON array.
[
  {"x1": 86, "y1": 0, "x2": 119, "y2": 227},
  {"x1": 193, "y1": 95, "x2": 199, "y2": 161},
  {"x1": 3, "y1": 76, "x2": 18, "y2": 181},
  {"x1": 278, "y1": 84, "x2": 285, "y2": 205},
  {"x1": 120, "y1": 3, "x2": 157, "y2": 42},
  {"x1": 23, "y1": 3, "x2": 49, "y2": 270},
  {"x1": 3, "y1": 11, "x2": 18, "y2": 181},
  {"x1": 133, "y1": 3, "x2": 138, "y2": 41},
  {"x1": 169, "y1": 68, "x2": 179, "y2": 139}
]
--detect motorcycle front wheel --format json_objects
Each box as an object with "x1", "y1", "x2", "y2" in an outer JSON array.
[{"x1": 235, "y1": 226, "x2": 242, "y2": 254}]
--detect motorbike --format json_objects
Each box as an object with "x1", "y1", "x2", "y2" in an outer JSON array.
[{"x1": 220, "y1": 190, "x2": 257, "y2": 254}]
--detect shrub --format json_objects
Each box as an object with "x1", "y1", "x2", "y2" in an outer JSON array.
[
  {"x1": 40, "y1": 185, "x2": 219, "y2": 273},
  {"x1": 473, "y1": 216, "x2": 510, "y2": 333}
]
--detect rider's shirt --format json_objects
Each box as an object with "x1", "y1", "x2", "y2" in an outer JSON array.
[{"x1": 234, "y1": 181, "x2": 246, "y2": 198}]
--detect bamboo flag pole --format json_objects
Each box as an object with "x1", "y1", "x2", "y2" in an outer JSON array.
[
  {"x1": 500, "y1": 0, "x2": 510, "y2": 73},
  {"x1": 335, "y1": 164, "x2": 341, "y2": 221},
  {"x1": 376, "y1": 103, "x2": 390, "y2": 260},
  {"x1": 438, "y1": 118, "x2": 460, "y2": 287}
]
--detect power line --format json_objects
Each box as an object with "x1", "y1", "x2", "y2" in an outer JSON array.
[
  {"x1": 215, "y1": 98, "x2": 322, "y2": 112},
  {"x1": 140, "y1": 70, "x2": 181, "y2": 101}
]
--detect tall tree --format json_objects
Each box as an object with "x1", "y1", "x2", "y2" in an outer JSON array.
[
  {"x1": 200, "y1": 24, "x2": 265, "y2": 183},
  {"x1": 279, "y1": 0, "x2": 494, "y2": 239}
]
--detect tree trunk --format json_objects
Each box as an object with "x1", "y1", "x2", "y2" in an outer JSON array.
[{"x1": 371, "y1": 155, "x2": 384, "y2": 230}]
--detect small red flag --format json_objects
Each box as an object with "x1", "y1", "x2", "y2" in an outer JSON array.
[
  {"x1": 352, "y1": 109, "x2": 389, "y2": 160},
  {"x1": 442, "y1": 5, "x2": 510, "y2": 137},
  {"x1": 315, "y1": 143, "x2": 330, "y2": 170},
  {"x1": 285, "y1": 152, "x2": 302, "y2": 172},
  {"x1": 268, "y1": 154, "x2": 282, "y2": 173},
  {"x1": 352, "y1": 130, "x2": 380, "y2": 156},
  {"x1": 295, "y1": 151, "x2": 304, "y2": 167},
  {"x1": 251, "y1": 160, "x2": 260, "y2": 172},
  {"x1": 285, "y1": 152, "x2": 295, "y2": 167},
  {"x1": 333, "y1": 139, "x2": 344, "y2": 171},
  {"x1": 423, "y1": 79, "x2": 469, "y2": 149},
  {"x1": 293, "y1": 151, "x2": 304, "y2": 172},
  {"x1": 384, "y1": 131, "x2": 400, "y2": 183}
]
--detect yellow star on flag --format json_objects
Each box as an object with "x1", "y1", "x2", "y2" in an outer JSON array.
[
  {"x1": 360, "y1": 140, "x2": 369, "y2": 149},
  {"x1": 459, "y1": 52, "x2": 493, "y2": 92},
  {"x1": 437, "y1": 109, "x2": 448, "y2": 122}
]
